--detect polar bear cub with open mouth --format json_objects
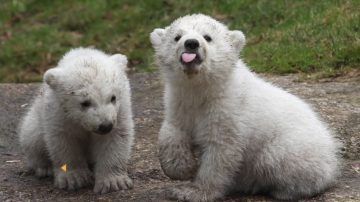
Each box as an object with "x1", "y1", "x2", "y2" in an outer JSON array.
[
  {"x1": 151, "y1": 14, "x2": 340, "y2": 201},
  {"x1": 19, "y1": 48, "x2": 134, "y2": 194}
]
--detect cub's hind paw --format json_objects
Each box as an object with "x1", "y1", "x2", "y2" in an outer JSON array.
[
  {"x1": 165, "y1": 183, "x2": 223, "y2": 202},
  {"x1": 94, "y1": 174, "x2": 133, "y2": 194}
]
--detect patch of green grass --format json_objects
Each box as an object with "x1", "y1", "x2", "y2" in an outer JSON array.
[{"x1": 0, "y1": 0, "x2": 359, "y2": 82}]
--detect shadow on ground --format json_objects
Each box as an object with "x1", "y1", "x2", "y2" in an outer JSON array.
[{"x1": 0, "y1": 72, "x2": 359, "y2": 201}]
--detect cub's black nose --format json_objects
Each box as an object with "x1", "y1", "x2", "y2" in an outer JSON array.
[
  {"x1": 184, "y1": 39, "x2": 199, "y2": 50},
  {"x1": 97, "y1": 122, "x2": 113, "y2": 134}
]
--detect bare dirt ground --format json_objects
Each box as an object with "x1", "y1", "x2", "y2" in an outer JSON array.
[{"x1": 0, "y1": 72, "x2": 359, "y2": 202}]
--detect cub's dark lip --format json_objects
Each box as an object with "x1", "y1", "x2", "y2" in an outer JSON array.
[{"x1": 180, "y1": 52, "x2": 203, "y2": 66}]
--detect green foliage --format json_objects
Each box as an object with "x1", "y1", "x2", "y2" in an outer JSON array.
[{"x1": 0, "y1": 0, "x2": 359, "y2": 82}]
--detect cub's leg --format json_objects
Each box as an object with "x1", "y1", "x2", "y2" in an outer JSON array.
[
  {"x1": 44, "y1": 128, "x2": 93, "y2": 190},
  {"x1": 19, "y1": 111, "x2": 52, "y2": 178},
  {"x1": 158, "y1": 121, "x2": 197, "y2": 181},
  {"x1": 92, "y1": 128, "x2": 133, "y2": 194},
  {"x1": 166, "y1": 123, "x2": 242, "y2": 202}
]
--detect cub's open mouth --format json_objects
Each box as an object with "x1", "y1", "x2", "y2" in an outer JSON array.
[{"x1": 180, "y1": 52, "x2": 202, "y2": 66}]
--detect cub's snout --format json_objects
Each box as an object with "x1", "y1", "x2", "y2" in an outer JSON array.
[
  {"x1": 96, "y1": 121, "x2": 113, "y2": 135},
  {"x1": 180, "y1": 38, "x2": 203, "y2": 75}
]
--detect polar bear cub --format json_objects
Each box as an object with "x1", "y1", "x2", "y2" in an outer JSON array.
[
  {"x1": 151, "y1": 14, "x2": 340, "y2": 201},
  {"x1": 18, "y1": 48, "x2": 134, "y2": 194}
]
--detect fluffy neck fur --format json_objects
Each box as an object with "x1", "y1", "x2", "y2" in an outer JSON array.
[{"x1": 163, "y1": 61, "x2": 241, "y2": 110}]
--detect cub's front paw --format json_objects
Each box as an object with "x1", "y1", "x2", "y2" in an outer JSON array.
[
  {"x1": 165, "y1": 183, "x2": 223, "y2": 202},
  {"x1": 54, "y1": 169, "x2": 93, "y2": 190},
  {"x1": 94, "y1": 174, "x2": 133, "y2": 194}
]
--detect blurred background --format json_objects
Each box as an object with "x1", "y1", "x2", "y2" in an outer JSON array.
[{"x1": 0, "y1": 0, "x2": 359, "y2": 83}]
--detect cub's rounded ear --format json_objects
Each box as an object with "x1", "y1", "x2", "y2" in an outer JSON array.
[
  {"x1": 228, "y1": 30, "x2": 246, "y2": 51},
  {"x1": 111, "y1": 54, "x2": 128, "y2": 70},
  {"x1": 44, "y1": 68, "x2": 63, "y2": 89},
  {"x1": 150, "y1": 28, "x2": 166, "y2": 48}
]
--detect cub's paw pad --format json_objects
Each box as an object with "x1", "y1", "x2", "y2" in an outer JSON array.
[
  {"x1": 94, "y1": 174, "x2": 133, "y2": 194},
  {"x1": 54, "y1": 169, "x2": 93, "y2": 190}
]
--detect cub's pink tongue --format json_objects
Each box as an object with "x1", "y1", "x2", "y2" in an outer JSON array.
[{"x1": 182, "y1": 53, "x2": 196, "y2": 63}]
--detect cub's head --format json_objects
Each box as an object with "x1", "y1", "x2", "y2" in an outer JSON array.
[
  {"x1": 150, "y1": 14, "x2": 245, "y2": 78},
  {"x1": 44, "y1": 48, "x2": 128, "y2": 135}
]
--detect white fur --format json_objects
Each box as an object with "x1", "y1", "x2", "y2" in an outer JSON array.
[
  {"x1": 18, "y1": 48, "x2": 134, "y2": 194},
  {"x1": 151, "y1": 14, "x2": 341, "y2": 201}
]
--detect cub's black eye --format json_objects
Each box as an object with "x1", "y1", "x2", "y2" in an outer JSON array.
[
  {"x1": 204, "y1": 35, "x2": 212, "y2": 42},
  {"x1": 111, "y1": 95, "x2": 116, "y2": 104},
  {"x1": 81, "y1": 100, "x2": 91, "y2": 108},
  {"x1": 174, "y1": 35, "x2": 181, "y2": 42}
]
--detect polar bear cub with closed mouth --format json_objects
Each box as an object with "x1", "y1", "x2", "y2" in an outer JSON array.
[
  {"x1": 18, "y1": 48, "x2": 134, "y2": 194},
  {"x1": 151, "y1": 14, "x2": 340, "y2": 201}
]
